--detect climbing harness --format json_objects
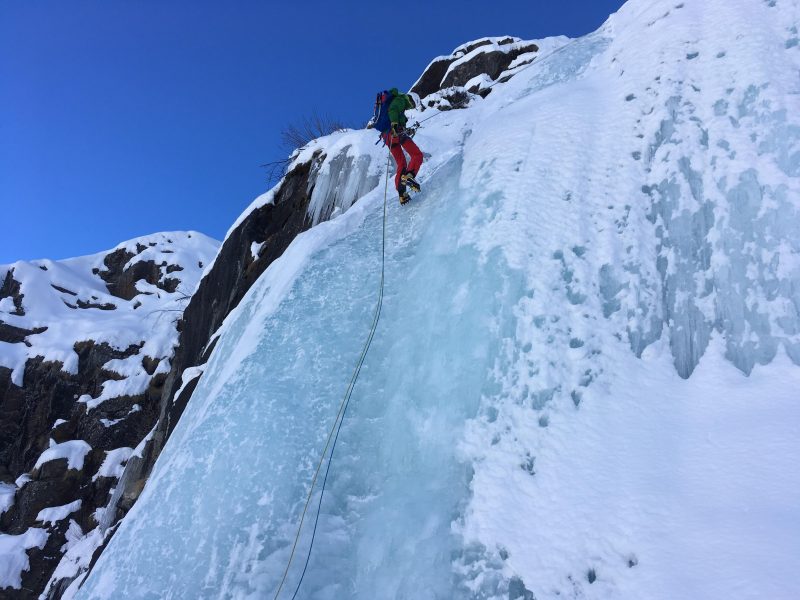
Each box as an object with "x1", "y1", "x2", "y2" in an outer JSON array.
[{"x1": 273, "y1": 143, "x2": 393, "y2": 600}]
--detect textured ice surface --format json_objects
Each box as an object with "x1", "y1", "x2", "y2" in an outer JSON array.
[{"x1": 78, "y1": 0, "x2": 800, "y2": 598}]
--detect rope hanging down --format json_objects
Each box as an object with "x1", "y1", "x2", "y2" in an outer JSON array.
[{"x1": 272, "y1": 152, "x2": 392, "y2": 600}]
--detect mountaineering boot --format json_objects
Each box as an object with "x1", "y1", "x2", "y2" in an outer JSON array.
[
  {"x1": 401, "y1": 172, "x2": 421, "y2": 193},
  {"x1": 398, "y1": 181, "x2": 410, "y2": 205}
]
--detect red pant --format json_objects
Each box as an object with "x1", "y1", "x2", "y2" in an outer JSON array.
[{"x1": 382, "y1": 132, "x2": 423, "y2": 191}]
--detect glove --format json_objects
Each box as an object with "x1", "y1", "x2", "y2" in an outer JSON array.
[{"x1": 391, "y1": 123, "x2": 405, "y2": 136}]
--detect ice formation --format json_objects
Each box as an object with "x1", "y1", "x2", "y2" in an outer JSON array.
[{"x1": 76, "y1": 0, "x2": 800, "y2": 598}]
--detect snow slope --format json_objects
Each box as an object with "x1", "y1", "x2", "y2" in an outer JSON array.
[{"x1": 77, "y1": 0, "x2": 800, "y2": 598}]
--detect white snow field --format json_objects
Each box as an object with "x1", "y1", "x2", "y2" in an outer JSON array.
[{"x1": 77, "y1": 0, "x2": 800, "y2": 598}]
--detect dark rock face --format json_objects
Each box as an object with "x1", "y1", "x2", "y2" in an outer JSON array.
[
  {"x1": 97, "y1": 247, "x2": 174, "y2": 301},
  {"x1": 0, "y1": 340, "x2": 152, "y2": 477},
  {"x1": 0, "y1": 346, "x2": 158, "y2": 597},
  {"x1": 0, "y1": 366, "x2": 26, "y2": 480},
  {"x1": 440, "y1": 44, "x2": 539, "y2": 90},
  {"x1": 1, "y1": 449, "x2": 114, "y2": 597},
  {"x1": 0, "y1": 322, "x2": 47, "y2": 345},
  {"x1": 411, "y1": 56, "x2": 458, "y2": 100},
  {"x1": 0, "y1": 358, "x2": 78, "y2": 481}
]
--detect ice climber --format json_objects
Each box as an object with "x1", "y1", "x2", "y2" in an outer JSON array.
[{"x1": 370, "y1": 88, "x2": 423, "y2": 205}]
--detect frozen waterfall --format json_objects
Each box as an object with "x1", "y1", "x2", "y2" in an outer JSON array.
[{"x1": 76, "y1": 0, "x2": 800, "y2": 598}]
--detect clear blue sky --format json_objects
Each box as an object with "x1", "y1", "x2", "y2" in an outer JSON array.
[{"x1": 0, "y1": 0, "x2": 626, "y2": 263}]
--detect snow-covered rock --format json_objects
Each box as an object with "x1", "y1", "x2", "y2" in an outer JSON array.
[
  {"x1": 411, "y1": 36, "x2": 547, "y2": 99},
  {"x1": 0, "y1": 231, "x2": 217, "y2": 386},
  {"x1": 35, "y1": 500, "x2": 82, "y2": 526},
  {"x1": 0, "y1": 232, "x2": 218, "y2": 596}
]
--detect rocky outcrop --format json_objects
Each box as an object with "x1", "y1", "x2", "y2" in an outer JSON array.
[
  {"x1": 411, "y1": 37, "x2": 540, "y2": 100},
  {"x1": 0, "y1": 349, "x2": 154, "y2": 597},
  {"x1": 0, "y1": 322, "x2": 47, "y2": 345}
]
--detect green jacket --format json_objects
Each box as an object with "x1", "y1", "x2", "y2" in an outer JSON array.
[{"x1": 388, "y1": 88, "x2": 413, "y2": 127}]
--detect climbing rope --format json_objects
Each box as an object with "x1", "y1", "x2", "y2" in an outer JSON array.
[{"x1": 273, "y1": 149, "x2": 392, "y2": 600}]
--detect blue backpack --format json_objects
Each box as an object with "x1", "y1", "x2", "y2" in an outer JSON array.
[{"x1": 373, "y1": 90, "x2": 394, "y2": 134}]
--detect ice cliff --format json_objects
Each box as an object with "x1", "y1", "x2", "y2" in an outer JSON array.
[{"x1": 15, "y1": 0, "x2": 800, "y2": 598}]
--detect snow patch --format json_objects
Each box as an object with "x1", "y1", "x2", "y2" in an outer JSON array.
[
  {"x1": 0, "y1": 527, "x2": 48, "y2": 589},
  {"x1": 250, "y1": 241, "x2": 264, "y2": 261},
  {"x1": 34, "y1": 440, "x2": 91, "y2": 472},
  {"x1": 36, "y1": 500, "x2": 82, "y2": 526},
  {"x1": 93, "y1": 448, "x2": 133, "y2": 482}
]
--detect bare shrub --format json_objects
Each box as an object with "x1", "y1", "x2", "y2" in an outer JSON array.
[
  {"x1": 260, "y1": 157, "x2": 293, "y2": 187},
  {"x1": 280, "y1": 112, "x2": 351, "y2": 153},
  {"x1": 262, "y1": 112, "x2": 352, "y2": 186}
]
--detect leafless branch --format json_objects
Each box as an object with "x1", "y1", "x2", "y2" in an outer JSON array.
[
  {"x1": 260, "y1": 111, "x2": 353, "y2": 187},
  {"x1": 280, "y1": 112, "x2": 351, "y2": 153},
  {"x1": 260, "y1": 158, "x2": 293, "y2": 187}
]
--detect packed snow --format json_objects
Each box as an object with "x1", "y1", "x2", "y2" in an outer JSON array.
[{"x1": 77, "y1": 0, "x2": 800, "y2": 598}]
